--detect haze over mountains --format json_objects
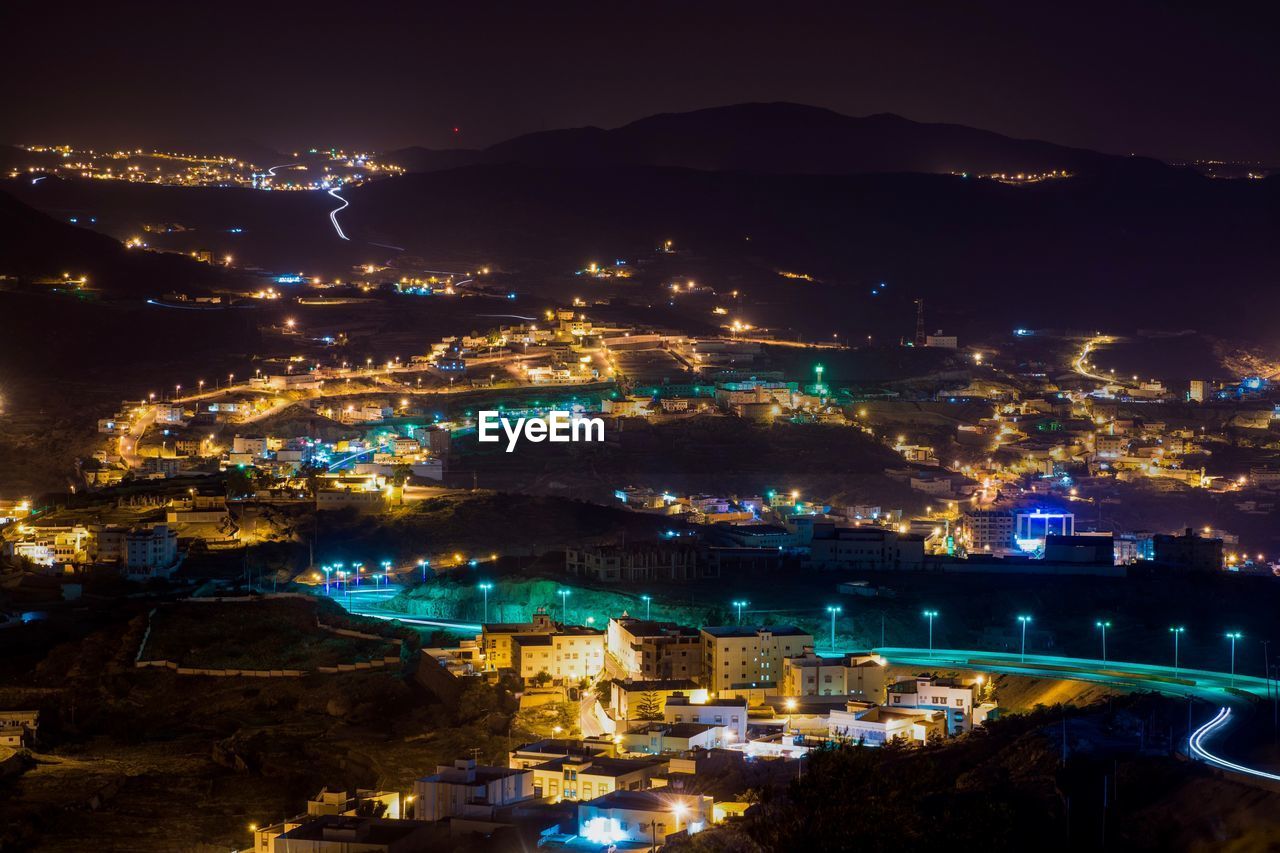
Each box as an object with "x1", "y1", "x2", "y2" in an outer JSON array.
[{"x1": 386, "y1": 103, "x2": 1170, "y2": 177}]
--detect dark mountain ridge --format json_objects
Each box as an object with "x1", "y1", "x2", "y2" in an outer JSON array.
[{"x1": 387, "y1": 102, "x2": 1171, "y2": 178}]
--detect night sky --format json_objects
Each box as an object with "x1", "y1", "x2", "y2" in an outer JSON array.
[{"x1": 4, "y1": 0, "x2": 1279, "y2": 161}]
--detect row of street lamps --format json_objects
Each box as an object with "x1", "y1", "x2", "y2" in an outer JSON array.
[
  {"x1": 314, "y1": 573, "x2": 1254, "y2": 689},
  {"x1": 318, "y1": 561, "x2": 399, "y2": 591},
  {"x1": 903, "y1": 609, "x2": 1245, "y2": 685}
]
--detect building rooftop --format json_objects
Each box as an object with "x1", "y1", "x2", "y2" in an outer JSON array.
[
  {"x1": 612, "y1": 617, "x2": 700, "y2": 638},
  {"x1": 512, "y1": 738, "x2": 612, "y2": 758},
  {"x1": 665, "y1": 692, "x2": 745, "y2": 707},
  {"x1": 419, "y1": 760, "x2": 528, "y2": 785},
  {"x1": 580, "y1": 788, "x2": 704, "y2": 812},
  {"x1": 275, "y1": 815, "x2": 437, "y2": 844},
  {"x1": 631, "y1": 722, "x2": 717, "y2": 738},
  {"x1": 536, "y1": 755, "x2": 662, "y2": 777},
  {"x1": 610, "y1": 678, "x2": 701, "y2": 691},
  {"x1": 714, "y1": 523, "x2": 788, "y2": 535},
  {"x1": 512, "y1": 634, "x2": 553, "y2": 647},
  {"x1": 701, "y1": 624, "x2": 810, "y2": 638}
]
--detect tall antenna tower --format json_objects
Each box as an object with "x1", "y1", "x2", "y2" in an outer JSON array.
[{"x1": 914, "y1": 298, "x2": 926, "y2": 348}]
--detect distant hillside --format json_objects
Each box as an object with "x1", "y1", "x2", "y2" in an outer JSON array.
[
  {"x1": 0, "y1": 189, "x2": 240, "y2": 296},
  {"x1": 344, "y1": 162, "x2": 1280, "y2": 336},
  {"x1": 382, "y1": 145, "x2": 485, "y2": 173},
  {"x1": 390, "y1": 103, "x2": 1170, "y2": 178}
]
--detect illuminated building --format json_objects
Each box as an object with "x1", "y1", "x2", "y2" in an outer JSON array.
[
  {"x1": 808, "y1": 524, "x2": 925, "y2": 570},
  {"x1": 700, "y1": 625, "x2": 813, "y2": 696},
  {"x1": 412, "y1": 759, "x2": 534, "y2": 821},
  {"x1": 781, "y1": 649, "x2": 887, "y2": 699},
  {"x1": 1014, "y1": 510, "x2": 1075, "y2": 552},
  {"x1": 606, "y1": 617, "x2": 703, "y2": 680},
  {"x1": 577, "y1": 790, "x2": 713, "y2": 845}
]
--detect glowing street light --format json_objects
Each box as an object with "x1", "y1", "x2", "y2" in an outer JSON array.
[
  {"x1": 558, "y1": 588, "x2": 571, "y2": 623},
  {"x1": 922, "y1": 610, "x2": 938, "y2": 657},
  {"x1": 826, "y1": 605, "x2": 842, "y2": 651},
  {"x1": 1095, "y1": 620, "x2": 1112, "y2": 662},
  {"x1": 1170, "y1": 626, "x2": 1185, "y2": 677},
  {"x1": 322, "y1": 565, "x2": 332, "y2": 594},
  {"x1": 1017, "y1": 615, "x2": 1033, "y2": 662},
  {"x1": 732, "y1": 600, "x2": 749, "y2": 625},
  {"x1": 418, "y1": 559, "x2": 429, "y2": 582},
  {"x1": 1226, "y1": 631, "x2": 1243, "y2": 686},
  {"x1": 641, "y1": 594, "x2": 651, "y2": 620},
  {"x1": 478, "y1": 581, "x2": 493, "y2": 623}
]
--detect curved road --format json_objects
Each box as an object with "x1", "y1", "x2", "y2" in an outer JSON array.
[
  {"x1": 325, "y1": 187, "x2": 350, "y2": 241},
  {"x1": 325, "y1": 587, "x2": 480, "y2": 634},
  {"x1": 1071, "y1": 335, "x2": 1116, "y2": 382},
  {"x1": 874, "y1": 646, "x2": 1276, "y2": 783}
]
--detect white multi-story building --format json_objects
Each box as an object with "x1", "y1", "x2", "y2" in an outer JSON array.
[
  {"x1": 5, "y1": 525, "x2": 91, "y2": 569},
  {"x1": 124, "y1": 524, "x2": 179, "y2": 576},
  {"x1": 605, "y1": 617, "x2": 702, "y2": 681},
  {"x1": 885, "y1": 673, "x2": 987, "y2": 733},
  {"x1": 959, "y1": 510, "x2": 1016, "y2": 554},
  {"x1": 828, "y1": 704, "x2": 945, "y2": 745},
  {"x1": 781, "y1": 649, "x2": 887, "y2": 699},
  {"x1": 413, "y1": 758, "x2": 534, "y2": 821},
  {"x1": 153, "y1": 404, "x2": 185, "y2": 425},
  {"x1": 232, "y1": 435, "x2": 269, "y2": 457},
  {"x1": 700, "y1": 625, "x2": 813, "y2": 695},
  {"x1": 513, "y1": 629, "x2": 606, "y2": 683},
  {"x1": 1095, "y1": 433, "x2": 1129, "y2": 459},
  {"x1": 663, "y1": 692, "x2": 747, "y2": 742}
]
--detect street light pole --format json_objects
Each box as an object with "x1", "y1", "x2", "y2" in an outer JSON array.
[
  {"x1": 733, "y1": 600, "x2": 748, "y2": 625},
  {"x1": 1170, "y1": 627, "x2": 1185, "y2": 678},
  {"x1": 827, "y1": 605, "x2": 842, "y2": 652},
  {"x1": 1227, "y1": 632, "x2": 1242, "y2": 687},
  {"x1": 1095, "y1": 620, "x2": 1111, "y2": 662},
  {"x1": 1017, "y1": 615, "x2": 1032, "y2": 663},
  {"x1": 479, "y1": 582, "x2": 493, "y2": 623},
  {"x1": 923, "y1": 610, "x2": 938, "y2": 657},
  {"x1": 642, "y1": 594, "x2": 651, "y2": 620},
  {"x1": 558, "y1": 589, "x2": 570, "y2": 624}
]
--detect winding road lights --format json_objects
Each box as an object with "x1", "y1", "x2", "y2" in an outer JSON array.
[
  {"x1": 1017, "y1": 615, "x2": 1033, "y2": 663},
  {"x1": 922, "y1": 610, "x2": 938, "y2": 657},
  {"x1": 1170, "y1": 627, "x2": 1185, "y2": 678},
  {"x1": 1095, "y1": 620, "x2": 1112, "y2": 662}
]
